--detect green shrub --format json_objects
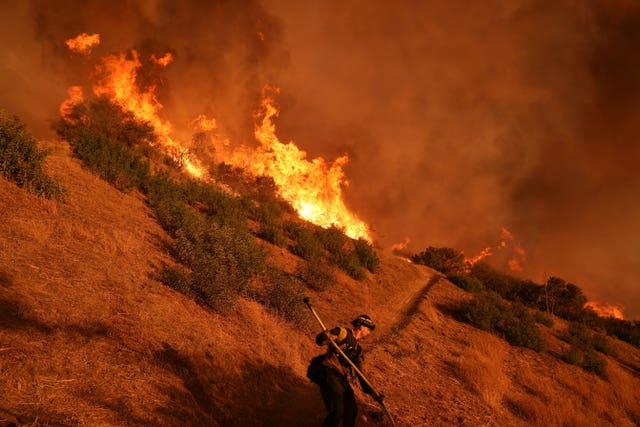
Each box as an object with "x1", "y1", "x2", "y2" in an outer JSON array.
[
  {"x1": 317, "y1": 225, "x2": 348, "y2": 255},
  {"x1": 262, "y1": 269, "x2": 307, "y2": 325},
  {"x1": 503, "y1": 311, "x2": 546, "y2": 351},
  {"x1": 561, "y1": 322, "x2": 608, "y2": 377},
  {"x1": 257, "y1": 222, "x2": 288, "y2": 247},
  {"x1": 411, "y1": 246, "x2": 465, "y2": 275},
  {"x1": 459, "y1": 293, "x2": 546, "y2": 352},
  {"x1": 0, "y1": 110, "x2": 66, "y2": 199},
  {"x1": 534, "y1": 311, "x2": 554, "y2": 328},
  {"x1": 459, "y1": 292, "x2": 506, "y2": 332},
  {"x1": 353, "y1": 238, "x2": 380, "y2": 273},
  {"x1": 335, "y1": 250, "x2": 366, "y2": 280},
  {"x1": 289, "y1": 225, "x2": 324, "y2": 261},
  {"x1": 447, "y1": 274, "x2": 485, "y2": 293},
  {"x1": 159, "y1": 266, "x2": 192, "y2": 296},
  {"x1": 297, "y1": 259, "x2": 335, "y2": 291},
  {"x1": 177, "y1": 223, "x2": 265, "y2": 313}
]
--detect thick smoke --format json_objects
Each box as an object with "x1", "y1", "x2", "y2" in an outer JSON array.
[
  {"x1": 1, "y1": 0, "x2": 639, "y2": 317},
  {"x1": 264, "y1": 0, "x2": 640, "y2": 318}
]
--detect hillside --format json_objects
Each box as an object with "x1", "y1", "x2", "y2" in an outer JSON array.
[{"x1": 2, "y1": 138, "x2": 640, "y2": 427}]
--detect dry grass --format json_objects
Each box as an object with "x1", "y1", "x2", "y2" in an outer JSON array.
[
  {"x1": 446, "y1": 334, "x2": 509, "y2": 409},
  {"x1": 2, "y1": 139, "x2": 640, "y2": 426}
]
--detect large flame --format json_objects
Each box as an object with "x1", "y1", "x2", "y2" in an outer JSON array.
[
  {"x1": 220, "y1": 87, "x2": 370, "y2": 240},
  {"x1": 60, "y1": 39, "x2": 370, "y2": 240},
  {"x1": 585, "y1": 301, "x2": 625, "y2": 320},
  {"x1": 82, "y1": 48, "x2": 205, "y2": 178}
]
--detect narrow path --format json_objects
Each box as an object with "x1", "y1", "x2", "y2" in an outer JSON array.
[{"x1": 375, "y1": 273, "x2": 443, "y2": 345}]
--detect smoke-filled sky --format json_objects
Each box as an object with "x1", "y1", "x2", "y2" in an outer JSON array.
[{"x1": 2, "y1": 0, "x2": 639, "y2": 318}]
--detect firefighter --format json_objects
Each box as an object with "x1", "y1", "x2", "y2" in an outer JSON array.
[{"x1": 312, "y1": 314, "x2": 378, "y2": 427}]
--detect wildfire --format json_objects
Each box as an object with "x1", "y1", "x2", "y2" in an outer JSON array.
[
  {"x1": 65, "y1": 33, "x2": 101, "y2": 55},
  {"x1": 150, "y1": 53, "x2": 174, "y2": 67},
  {"x1": 219, "y1": 87, "x2": 370, "y2": 241},
  {"x1": 86, "y1": 49, "x2": 205, "y2": 178},
  {"x1": 464, "y1": 227, "x2": 527, "y2": 271},
  {"x1": 60, "y1": 39, "x2": 371, "y2": 240},
  {"x1": 59, "y1": 86, "x2": 84, "y2": 120},
  {"x1": 585, "y1": 301, "x2": 625, "y2": 320}
]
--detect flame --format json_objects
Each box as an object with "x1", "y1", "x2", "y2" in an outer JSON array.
[
  {"x1": 585, "y1": 301, "x2": 625, "y2": 320},
  {"x1": 59, "y1": 86, "x2": 84, "y2": 120},
  {"x1": 219, "y1": 87, "x2": 370, "y2": 241},
  {"x1": 391, "y1": 237, "x2": 411, "y2": 253},
  {"x1": 464, "y1": 227, "x2": 527, "y2": 271},
  {"x1": 65, "y1": 33, "x2": 101, "y2": 55},
  {"x1": 59, "y1": 40, "x2": 371, "y2": 240},
  {"x1": 89, "y1": 49, "x2": 205, "y2": 178},
  {"x1": 150, "y1": 53, "x2": 174, "y2": 67}
]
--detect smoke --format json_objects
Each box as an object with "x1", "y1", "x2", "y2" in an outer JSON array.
[
  {"x1": 1, "y1": 0, "x2": 639, "y2": 317},
  {"x1": 263, "y1": 0, "x2": 640, "y2": 317}
]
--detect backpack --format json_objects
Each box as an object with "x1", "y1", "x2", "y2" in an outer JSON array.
[{"x1": 306, "y1": 354, "x2": 326, "y2": 384}]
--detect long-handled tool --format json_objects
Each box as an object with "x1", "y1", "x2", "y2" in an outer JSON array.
[{"x1": 303, "y1": 297, "x2": 397, "y2": 427}]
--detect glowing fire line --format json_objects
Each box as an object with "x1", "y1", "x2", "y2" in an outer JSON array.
[{"x1": 60, "y1": 39, "x2": 370, "y2": 241}]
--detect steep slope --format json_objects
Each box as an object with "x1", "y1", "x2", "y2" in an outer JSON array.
[{"x1": 2, "y1": 138, "x2": 640, "y2": 427}]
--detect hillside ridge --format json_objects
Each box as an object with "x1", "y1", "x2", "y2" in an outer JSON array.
[{"x1": 2, "y1": 139, "x2": 640, "y2": 426}]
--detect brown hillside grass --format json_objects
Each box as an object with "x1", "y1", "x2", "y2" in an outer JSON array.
[{"x1": 2, "y1": 138, "x2": 640, "y2": 426}]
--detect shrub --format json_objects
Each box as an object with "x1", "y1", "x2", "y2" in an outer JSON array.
[
  {"x1": 470, "y1": 262, "x2": 520, "y2": 298},
  {"x1": 0, "y1": 110, "x2": 66, "y2": 199},
  {"x1": 289, "y1": 225, "x2": 324, "y2": 261},
  {"x1": 178, "y1": 223, "x2": 265, "y2": 313},
  {"x1": 335, "y1": 250, "x2": 366, "y2": 280},
  {"x1": 459, "y1": 293, "x2": 546, "y2": 352},
  {"x1": 411, "y1": 246, "x2": 465, "y2": 274},
  {"x1": 503, "y1": 310, "x2": 546, "y2": 351},
  {"x1": 459, "y1": 292, "x2": 506, "y2": 332},
  {"x1": 534, "y1": 311, "x2": 554, "y2": 328},
  {"x1": 159, "y1": 266, "x2": 192, "y2": 296},
  {"x1": 317, "y1": 225, "x2": 348, "y2": 255},
  {"x1": 447, "y1": 274, "x2": 485, "y2": 293},
  {"x1": 561, "y1": 322, "x2": 608, "y2": 378},
  {"x1": 353, "y1": 238, "x2": 380, "y2": 273},
  {"x1": 297, "y1": 259, "x2": 336, "y2": 291},
  {"x1": 257, "y1": 222, "x2": 288, "y2": 247},
  {"x1": 262, "y1": 269, "x2": 307, "y2": 325}
]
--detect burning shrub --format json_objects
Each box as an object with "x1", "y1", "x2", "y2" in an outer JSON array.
[
  {"x1": 54, "y1": 100, "x2": 153, "y2": 192},
  {"x1": 411, "y1": 246, "x2": 465, "y2": 275},
  {"x1": 0, "y1": 110, "x2": 66, "y2": 199}
]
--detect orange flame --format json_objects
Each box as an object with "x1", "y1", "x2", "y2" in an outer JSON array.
[
  {"x1": 464, "y1": 227, "x2": 527, "y2": 271},
  {"x1": 59, "y1": 86, "x2": 84, "y2": 120},
  {"x1": 391, "y1": 237, "x2": 411, "y2": 253},
  {"x1": 585, "y1": 301, "x2": 625, "y2": 320},
  {"x1": 150, "y1": 53, "x2": 174, "y2": 67},
  {"x1": 89, "y1": 49, "x2": 205, "y2": 178},
  {"x1": 65, "y1": 33, "x2": 100, "y2": 55},
  {"x1": 220, "y1": 87, "x2": 370, "y2": 241},
  {"x1": 59, "y1": 42, "x2": 371, "y2": 240}
]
